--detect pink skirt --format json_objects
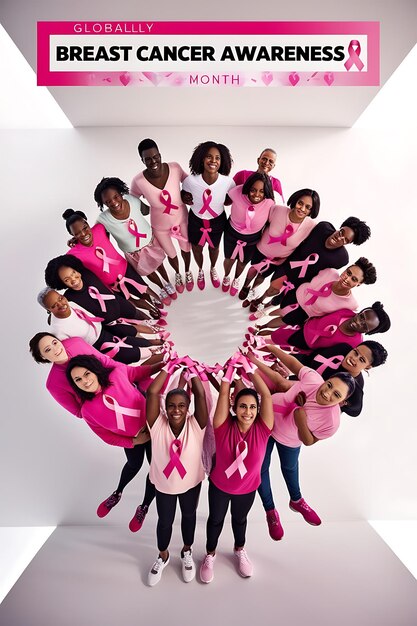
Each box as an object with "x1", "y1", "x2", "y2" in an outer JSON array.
[{"x1": 125, "y1": 238, "x2": 166, "y2": 276}]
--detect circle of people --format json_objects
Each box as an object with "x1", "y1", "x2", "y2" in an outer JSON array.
[{"x1": 29, "y1": 139, "x2": 391, "y2": 587}]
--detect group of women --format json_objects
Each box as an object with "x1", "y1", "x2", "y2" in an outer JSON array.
[{"x1": 29, "y1": 138, "x2": 391, "y2": 586}]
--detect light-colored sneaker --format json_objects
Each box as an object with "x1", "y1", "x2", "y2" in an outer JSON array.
[
  {"x1": 230, "y1": 278, "x2": 240, "y2": 297},
  {"x1": 197, "y1": 269, "x2": 205, "y2": 290},
  {"x1": 185, "y1": 271, "x2": 194, "y2": 292},
  {"x1": 249, "y1": 304, "x2": 266, "y2": 321},
  {"x1": 174, "y1": 273, "x2": 185, "y2": 294},
  {"x1": 210, "y1": 267, "x2": 220, "y2": 288},
  {"x1": 200, "y1": 553, "x2": 216, "y2": 583},
  {"x1": 222, "y1": 275, "x2": 231, "y2": 292},
  {"x1": 148, "y1": 554, "x2": 170, "y2": 587},
  {"x1": 181, "y1": 549, "x2": 196, "y2": 583},
  {"x1": 159, "y1": 288, "x2": 171, "y2": 306},
  {"x1": 242, "y1": 289, "x2": 256, "y2": 308},
  {"x1": 164, "y1": 282, "x2": 177, "y2": 300},
  {"x1": 234, "y1": 548, "x2": 253, "y2": 577}
]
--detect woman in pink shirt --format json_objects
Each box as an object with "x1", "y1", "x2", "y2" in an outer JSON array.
[
  {"x1": 222, "y1": 173, "x2": 275, "y2": 296},
  {"x1": 200, "y1": 369, "x2": 274, "y2": 584},
  {"x1": 233, "y1": 148, "x2": 285, "y2": 204},
  {"x1": 145, "y1": 367, "x2": 208, "y2": 586}
]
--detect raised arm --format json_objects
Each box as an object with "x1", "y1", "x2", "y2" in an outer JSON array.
[
  {"x1": 247, "y1": 352, "x2": 292, "y2": 392},
  {"x1": 248, "y1": 371, "x2": 274, "y2": 430},
  {"x1": 263, "y1": 345, "x2": 304, "y2": 377},
  {"x1": 189, "y1": 375, "x2": 208, "y2": 429},
  {"x1": 213, "y1": 380, "x2": 231, "y2": 429},
  {"x1": 146, "y1": 370, "x2": 169, "y2": 428}
]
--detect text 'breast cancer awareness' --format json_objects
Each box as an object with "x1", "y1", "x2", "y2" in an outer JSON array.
[
  {"x1": 290, "y1": 253, "x2": 319, "y2": 278},
  {"x1": 114, "y1": 274, "x2": 147, "y2": 297},
  {"x1": 231, "y1": 240, "x2": 247, "y2": 262},
  {"x1": 88, "y1": 286, "x2": 115, "y2": 313},
  {"x1": 127, "y1": 219, "x2": 147, "y2": 248},
  {"x1": 100, "y1": 336, "x2": 132, "y2": 359},
  {"x1": 313, "y1": 354, "x2": 344, "y2": 376},
  {"x1": 160, "y1": 190, "x2": 179, "y2": 215},
  {"x1": 225, "y1": 440, "x2": 249, "y2": 479},
  {"x1": 198, "y1": 189, "x2": 218, "y2": 218},
  {"x1": 95, "y1": 247, "x2": 120, "y2": 273},
  {"x1": 102, "y1": 393, "x2": 141, "y2": 432},
  {"x1": 344, "y1": 40, "x2": 365, "y2": 72},
  {"x1": 268, "y1": 224, "x2": 294, "y2": 246},
  {"x1": 73, "y1": 308, "x2": 104, "y2": 335},
  {"x1": 163, "y1": 439, "x2": 187, "y2": 479},
  {"x1": 170, "y1": 225, "x2": 188, "y2": 242},
  {"x1": 304, "y1": 281, "x2": 334, "y2": 306},
  {"x1": 198, "y1": 221, "x2": 214, "y2": 248}
]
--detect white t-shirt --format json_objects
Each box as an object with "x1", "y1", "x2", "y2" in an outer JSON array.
[
  {"x1": 96, "y1": 194, "x2": 152, "y2": 253},
  {"x1": 50, "y1": 304, "x2": 102, "y2": 345},
  {"x1": 182, "y1": 174, "x2": 235, "y2": 218}
]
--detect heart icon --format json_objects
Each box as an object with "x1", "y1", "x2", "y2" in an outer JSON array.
[
  {"x1": 289, "y1": 72, "x2": 300, "y2": 86},
  {"x1": 119, "y1": 73, "x2": 131, "y2": 86},
  {"x1": 324, "y1": 72, "x2": 334, "y2": 86},
  {"x1": 142, "y1": 72, "x2": 162, "y2": 86},
  {"x1": 262, "y1": 72, "x2": 273, "y2": 86}
]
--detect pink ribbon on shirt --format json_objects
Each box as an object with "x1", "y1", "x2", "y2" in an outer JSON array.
[
  {"x1": 102, "y1": 393, "x2": 141, "y2": 431},
  {"x1": 170, "y1": 225, "x2": 188, "y2": 242},
  {"x1": 88, "y1": 286, "x2": 115, "y2": 313},
  {"x1": 245, "y1": 205, "x2": 256, "y2": 231},
  {"x1": 290, "y1": 253, "x2": 319, "y2": 278},
  {"x1": 344, "y1": 40, "x2": 365, "y2": 72},
  {"x1": 100, "y1": 336, "x2": 133, "y2": 358},
  {"x1": 198, "y1": 189, "x2": 218, "y2": 218},
  {"x1": 273, "y1": 402, "x2": 298, "y2": 419},
  {"x1": 268, "y1": 224, "x2": 294, "y2": 246},
  {"x1": 225, "y1": 440, "x2": 248, "y2": 479},
  {"x1": 198, "y1": 220, "x2": 214, "y2": 248},
  {"x1": 73, "y1": 308, "x2": 103, "y2": 336},
  {"x1": 163, "y1": 439, "x2": 187, "y2": 479},
  {"x1": 304, "y1": 281, "x2": 334, "y2": 306},
  {"x1": 160, "y1": 190, "x2": 179, "y2": 215},
  {"x1": 127, "y1": 219, "x2": 147, "y2": 248},
  {"x1": 278, "y1": 280, "x2": 295, "y2": 296},
  {"x1": 310, "y1": 324, "x2": 338, "y2": 346},
  {"x1": 231, "y1": 240, "x2": 247, "y2": 262},
  {"x1": 313, "y1": 354, "x2": 344, "y2": 376},
  {"x1": 95, "y1": 247, "x2": 120, "y2": 274},
  {"x1": 113, "y1": 274, "x2": 147, "y2": 297}
]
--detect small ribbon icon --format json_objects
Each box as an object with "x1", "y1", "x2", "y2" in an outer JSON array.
[
  {"x1": 304, "y1": 281, "x2": 334, "y2": 306},
  {"x1": 113, "y1": 274, "x2": 147, "y2": 298},
  {"x1": 268, "y1": 224, "x2": 294, "y2": 246},
  {"x1": 88, "y1": 286, "x2": 115, "y2": 313},
  {"x1": 198, "y1": 220, "x2": 214, "y2": 248},
  {"x1": 73, "y1": 308, "x2": 103, "y2": 335},
  {"x1": 313, "y1": 354, "x2": 344, "y2": 376},
  {"x1": 102, "y1": 393, "x2": 141, "y2": 431},
  {"x1": 160, "y1": 190, "x2": 179, "y2": 215},
  {"x1": 170, "y1": 225, "x2": 188, "y2": 242},
  {"x1": 225, "y1": 440, "x2": 248, "y2": 479},
  {"x1": 163, "y1": 439, "x2": 187, "y2": 479},
  {"x1": 100, "y1": 336, "x2": 133, "y2": 359},
  {"x1": 198, "y1": 189, "x2": 218, "y2": 218},
  {"x1": 231, "y1": 240, "x2": 247, "y2": 262},
  {"x1": 290, "y1": 253, "x2": 319, "y2": 278},
  {"x1": 344, "y1": 40, "x2": 364, "y2": 72},
  {"x1": 95, "y1": 247, "x2": 120, "y2": 273},
  {"x1": 127, "y1": 219, "x2": 147, "y2": 248}
]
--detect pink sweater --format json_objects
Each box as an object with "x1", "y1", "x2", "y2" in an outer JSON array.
[
  {"x1": 228, "y1": 185, "x2": 274, "y2": 234},
  {"x1": 233, "y1": 170, "x2": 284, "y2": 203}
]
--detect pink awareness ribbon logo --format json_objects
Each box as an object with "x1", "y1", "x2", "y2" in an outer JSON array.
[
  {"x1": 313, "y1": 354, "x2": 344, "y2": 376},
  {"x1": 198, "y1": 189, "x2": 218, "y2": 218},
  {"x1": 311, "y1": 324, "x2": 338, "y2": 346},
  {"x1": 88, "y1": 286, "x2": 115, "y2": 313},
  {"x1": 268, "y1": 224, "x2": 294, "y2": 246},
  {"x1": 304, "y1": 281, "x2": 334, "y2": 306},
  {"x1": 231, "y1": 240, "x2": 247, "y2": 262},
  {"x1": 73, "y1": 308, "x2": 104, "y2": 336},
  {"x1": 245, "y1": 205, "x2": 256, "y2": 231},
  {"x1": 160, "y1": 190, "x2": 179, "y2": 215},
  {"x1": 127, "y1": 219, "x2": 147, "y2": 248},
  {"x1": 100, "y1": 336, "x2": 132, "y2": 359},
  {"x1": 163, "y1": 439, "x2": 187, "y2": 479},
  {"x1": 252, "y1": 257, "x2": 276, "y2": 273},
  {"x1": 170, "y1": 225, "x2": 188, "y2": 242},
  {"x1": 278, "y1": 280, "x2": 295, "y2": 296},
  {"x1": 102, "y1": 393, "x2": 141, "y2": 431},
  {"x1": 344, "y1": 40, "x2": 365, "y2": 72},
  {"x1": 290, "y1": 253, "x2": 319, "y2": 278},
  {"x1": 95, "y1": 247, "x2": 120, "y2": 274},
  {"x1": 114, "y1": 274, "x2": 147, "y2": 297},
  {"x1": 198, "y1": 220, "x2": 215, "y2": 248},
  {"x1": 225, "y1": 440, "x2": 248, "y2": 479}
]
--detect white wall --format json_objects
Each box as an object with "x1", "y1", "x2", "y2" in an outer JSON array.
[{"x1": 0, "y1": 120, "x2": 415, "y2": 526}]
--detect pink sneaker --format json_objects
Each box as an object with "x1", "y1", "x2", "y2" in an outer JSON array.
[
  {"x1": 200, "y1": 553, "x2": 216, "y2": 583},
  {"x1": 96, "y1": 491, "x2": 121, "y2": 518},
  {"x1": 249, "y1": 305, "x2": 266, "y2": 321},
  {"x1": 185, "y1": 271, "x2": 194, "y2": 292},
  {"x1": 197, "y1": 269, "x2": 205, "y2": 290},
  {"x1": 266, "y1": 509, "x2": 284, "y2": 541},
  {"x1": 210, "y1": 267, "x2": 220, "y2": 288},
  {"x1": 229, "y1": 279, "x2": 240, "y2": 297},
  {"x1": 129, "y1": 504, "x2": 149, "y2": 532},
  {"x1": 289, "y1": 498, "x2": 322, "y2": 526},
  {"x1": 222, "y1": 276, "x2": 231, "y2": 293},
  {"x1": 234, "y1": 548, "x2": 253, "y2": 577},
  {"x1": 164, "y1": 283, "x2": 177, "y2": 300},
  {"x1": 174, "y1": 273, "x2": 185, "y2": 294},
  {"x1": 159, "y1": 288, "x2": 171, "y2": 306}
]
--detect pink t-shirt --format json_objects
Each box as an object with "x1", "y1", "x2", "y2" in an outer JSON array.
[
  {"x1": 149, "y1": 413, "x2": 206, "y2": 495},
  {"x1": 272, "y1": 366, "x2": 341, "y2": 447},
  {"x1": 296, "y1": 268, "x2": 359, "y2": 318},
  {"x1": 257, "y1": 205, "x2": 316, "y2": 261},
  {"x1": 210, "y1": 415, "x2": 272, "y2": 495},
  {"x1": 228, "y1": 185, "x2": 274, "y2": 235},
  {"x1": 68, "y1": 223, "x2": 127, "y2": 287},
  {"x1": 233, "y1": 170, "x2": 284, "y2": 203},
  {"x1": 182, "y1": 174, "x2": 235, "y2": 218},
  {"x1": 79, "y1": 367, "x2": 147, "y2": 448},
  {"x1": 303, "y1": 309, "x2": 363, "y2": 350},
  {"x1": 130, "y1": 162, "x2": 188, "y2": 231}
]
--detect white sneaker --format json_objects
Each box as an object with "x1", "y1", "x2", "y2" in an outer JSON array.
[
  {"x1": 164, "y1": 282, "x2": 177, "y2": 299},
  {"x1": 247, "y1": 288, "x2": 256, "y2": 302},
  {"x1": 181, "y1": 549, "x2": 196, "y2": 583},
  {"x1": 148, "y1": 555, "x2": 170, "y2": 586}
]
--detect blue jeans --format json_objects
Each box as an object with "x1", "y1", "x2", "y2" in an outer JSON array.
[{"x1": 257, "y1": 437, "x2": 301, "y2": 510}]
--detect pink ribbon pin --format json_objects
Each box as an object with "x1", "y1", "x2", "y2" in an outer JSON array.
[
  {"x1": 314, "y1": 354, "x2": 344, "y2": 376},
  {"x1": 198, "y1": 220, "x2": 214, "y2": 248},
  {"x1": 113, "y1": 274, "x2": 147, "y2": 297},
  {"x1": 311, "y1": 324, "x2": 338, "y2": 346},
  {"x1": 268, "y1": 224, "x2": 294, "y2": 246},
  {"x1": 278, "y1": 280, "x2": 295, "y2": 296},
  {"x1": 304, "y1": 281, "x2": 334, "y2": 306},
  {"x1": 100, "y1": 336, "x2": 133, "y2": 359},
  {"x1": 73, "y1": 308, "x2": 104, "y2": 335},
  {"x1": 160, "y1": 190, "x2": 179, "y2": 215},
  {"x1": 170, "y1": 225, "x2": 188, "y2": 242},
  {"x1": 95, "y1": 247, "x2": 120, "y2": 274},
  {"x1": 88, "y1": 286, "x2": 115, "y2": 313},
  {"x1": 198, "y1": 189, "x2": 218, "y2": 218},
  {"x1": 344, "y1": 40, "x2": 364, "y2": 72},
  {"x1": 127, "y1": 219, "x2": 147, "y2": 248},
  {"x1": 252, "y1": 257, "x2": 276, "y2": 273},
  {"x1": 290, "y1": 253, "x2": 319, "y2": 278},
  {"x1": 225, "y1": 440, "x2": 248, "y2": 479},
  {"x1": 231, "y1": 240, "x2": 247, "y2": 262},
  {"x1": 163, "y1": 439, "x2": 187, "y2": 479},
  {"x1": 102, "y1": 393, "x2": 141, "y2": 431}
]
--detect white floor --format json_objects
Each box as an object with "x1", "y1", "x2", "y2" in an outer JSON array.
[{"x1": 0, "y1": 521, "x2": 416, "y2": 626}]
